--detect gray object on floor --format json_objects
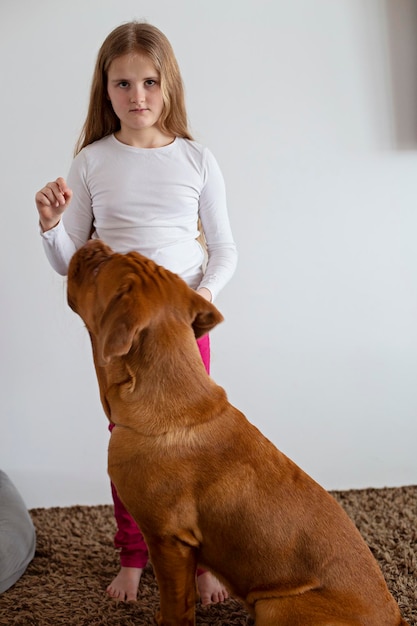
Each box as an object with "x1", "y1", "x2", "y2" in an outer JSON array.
[{"x1": 0, "y1": 470, "x2": 36, "y2": 593}]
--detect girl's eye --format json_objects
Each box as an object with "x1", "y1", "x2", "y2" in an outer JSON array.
[
  {"x1": 145, "y1": 79, "x2": 157, "y2": 87},
  {"x1": 118, "y1": 81, "x2": 129, "y2": 88}
]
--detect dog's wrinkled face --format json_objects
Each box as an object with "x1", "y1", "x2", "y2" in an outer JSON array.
[
  {"x1": 67, "y1": 240, "x2": 223, "y2": 365},
  {"x1": 67, "y1": 239, "x2": 113, "y2": 320}
]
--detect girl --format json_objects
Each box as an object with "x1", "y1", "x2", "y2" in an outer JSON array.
[{"x1": 35, "y1": 21, "x2": 237, "y2": 605}]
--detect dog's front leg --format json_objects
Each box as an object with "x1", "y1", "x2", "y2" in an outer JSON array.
[{"x1": 148, "y1": 536, "x2": 198, "y2": 626}]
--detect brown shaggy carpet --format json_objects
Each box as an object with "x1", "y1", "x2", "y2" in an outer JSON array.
[{"x1": 0, "y1": 486, "x2": 416, "y2": 625}]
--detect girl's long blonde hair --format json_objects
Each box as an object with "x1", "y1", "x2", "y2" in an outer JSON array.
[{"x1": 75, "y1": 21, "x2": 192, "y2": 155}]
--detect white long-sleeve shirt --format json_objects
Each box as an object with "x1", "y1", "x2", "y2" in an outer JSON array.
[{"x1": 41, "y1": 135, "x2": 237, "y2": 300}]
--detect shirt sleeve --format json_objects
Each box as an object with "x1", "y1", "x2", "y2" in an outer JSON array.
[
  {"x1": 39, "y1": 151, "x2": 94, "y2": 276},
  {"x1": 197, "y1": 148, "x2": 238, "y2": 301},
  {"x1": 40, "y1": 220, "x2": 76, "y2": 275}
]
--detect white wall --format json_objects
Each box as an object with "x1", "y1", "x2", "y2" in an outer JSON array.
[{"x1": 1, "y1": 0, "x2": 416, "y2": 509}]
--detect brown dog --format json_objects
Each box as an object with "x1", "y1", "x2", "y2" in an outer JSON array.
[{"x1": 67, "y1": 239, "x2": 408, "y2": 626}]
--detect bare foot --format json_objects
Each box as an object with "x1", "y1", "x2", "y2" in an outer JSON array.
[
  {"x1": 197, "y1": 571, "x2": 229, "y2": 606},
  {"x1": 106, "y1": 566, "x2": 143, "y2": 602}
]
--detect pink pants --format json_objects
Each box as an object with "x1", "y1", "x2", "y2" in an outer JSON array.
[{"x1": 109, "y1": 334, "x2": 211, "y2": 569}]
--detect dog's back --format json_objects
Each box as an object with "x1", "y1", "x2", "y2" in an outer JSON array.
[{"x1": 196, "y1": 409, "x2": 404, "y2": 625}]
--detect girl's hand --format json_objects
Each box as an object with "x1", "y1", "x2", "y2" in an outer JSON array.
[
  {"x1": 197, "y1": 287, "x2": 212, "y2": 302},
  {"x1": 35, "y1": 177, "x2": 73, "y2": 232}
]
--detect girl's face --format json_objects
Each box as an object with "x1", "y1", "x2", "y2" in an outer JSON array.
[{"x1": 107, "y1": 53, "x2": 166, "y2": 146}]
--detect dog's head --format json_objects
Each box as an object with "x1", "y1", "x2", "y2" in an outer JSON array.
[{"x1": 67, "y1": 239, "x2": 224, "y2": 365}]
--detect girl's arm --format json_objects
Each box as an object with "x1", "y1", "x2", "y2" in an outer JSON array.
[
  {"x1": 38, "y1": 153, "x2": 94, "y2": 276},
  {"x1": 197, "y1": 149, "x2": 238, "y2": 301}
]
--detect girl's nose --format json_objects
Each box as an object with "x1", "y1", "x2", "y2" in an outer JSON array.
[{"x1": 130, "y1": 85, "x2": 145, "y2": 104}]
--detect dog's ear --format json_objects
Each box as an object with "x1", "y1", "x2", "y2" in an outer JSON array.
[
  {"x1": 191, "y1": 292, "x2": 224, "y2": 338},
  {"x1": 97, "y1": 291, "x2": 150, "y2": 364}
]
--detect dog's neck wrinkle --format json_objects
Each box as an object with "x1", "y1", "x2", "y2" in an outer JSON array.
[
  {"x1": 107, "y1": 380, "x2": 228, "y2": 435},
  {"x1": 102, "y1": 324, "x2": 229, "y2": 431},
  {"x1": 105, "y1": 347, "x2": 228, "y2": 432}
]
